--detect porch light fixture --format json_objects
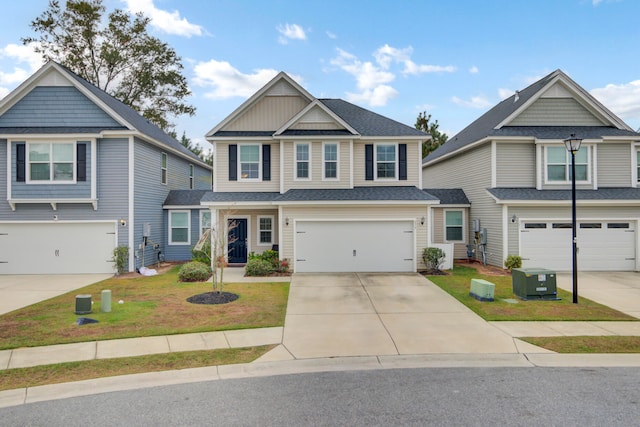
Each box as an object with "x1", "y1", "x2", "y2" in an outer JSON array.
[
  {"x1": 119, "y1": 219, "x2": 127, "y2": 227},
  {"x1": 511, "y1": 214, "x2": 517, "y2": 223},
  {"x1": 285, "y1": 217, "x2": 289, "y2": 226},
  {"x1": 420, "y1": 216, "x2": 425, "y2": 226},
  {"x1": 564, "y1": 133, "x2": 582, "y2": 304}
]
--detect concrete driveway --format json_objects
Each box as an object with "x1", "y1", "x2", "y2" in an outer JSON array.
[
  {"x1": 556, "y1": 271, "x2": 640, "y2": 318},
  {"x1": 0, "y1": 274, "x2": 113, "y2": 315},
  {"x1": 282, "y1": 273, "x2": 531, "y2": 359}
]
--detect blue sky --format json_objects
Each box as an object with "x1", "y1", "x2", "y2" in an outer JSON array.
[{"x1": 1, "y1": 0, "x2": 639, "y2": 150}]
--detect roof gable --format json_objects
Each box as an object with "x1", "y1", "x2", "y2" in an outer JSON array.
[
  {"x1": 274, "y1": 100, "x2": 357, "y2": 136},
  {"x1": 206, "y1": 72, "x2": 314, "y2": 137}
]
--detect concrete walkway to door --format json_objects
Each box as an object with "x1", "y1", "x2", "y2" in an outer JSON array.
[{"x1": 282, "y1": 273, "x2": 539, "y2": 359}]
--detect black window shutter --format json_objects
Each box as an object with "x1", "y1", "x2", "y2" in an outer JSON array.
[
  {"x1": 229, "y1": 144, "x2": 237, "y2": 181},
  {"x1": 77, "y1": 143, "x2": 87, "y2": 182},
  {"x1": 16, "y1": 143, "x2": 25, "y2": 182},
  {"x1": 365, "y1": 144, "x2": 373, "y2": 181},
  {"x1": 399, "y1": 143, "x2": 407, "y2": 180},
  {"x1": 262, "y1": 144, "x2": 271, "y2": 181}
]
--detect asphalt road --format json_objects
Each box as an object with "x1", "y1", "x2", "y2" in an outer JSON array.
[{"x1": 1, "y1": 367, "x2": 638, "y2": 426}]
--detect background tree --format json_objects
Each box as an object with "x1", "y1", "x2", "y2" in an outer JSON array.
[
  {"x1": 23, "y1": 0, "x2": 195, "y2": 132},
  {"x1": 415, "y1": 111, "x2": 448, "y2": 158},
  {"x1": 178, "y1": 131, "x2": 213, "y2": 166}
]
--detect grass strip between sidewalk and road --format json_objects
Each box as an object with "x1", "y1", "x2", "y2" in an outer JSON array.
[
  {"x1": 0, "y1": 266, "x2": 289, "y2": 350},
  {"x1": 520, "y1": 336, "x2": 640, "y2": 353},
  {"x1": 0, "y1": 345, "x2": 276, "y2": 392}
]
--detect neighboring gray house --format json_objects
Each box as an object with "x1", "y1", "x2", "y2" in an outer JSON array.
[
  {"x1": 423, "y1": 69, "x2": 640, "y2": 272},
  {"x1": 0, "y1": 61, "x2": 212, "y2": 274}
]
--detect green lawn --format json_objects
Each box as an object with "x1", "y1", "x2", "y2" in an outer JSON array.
[
  {"x1": 427, "y1": 265, "x2": 635, "y2": 321},
  {"x1": 0, "y1": 266, "x2": 289, "y2": 350}
]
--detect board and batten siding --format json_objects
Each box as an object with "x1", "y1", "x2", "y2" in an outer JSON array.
[
  {"x1": 223, "y1": 95, "x2": 310, "y2": 132},
  {"x1": 0, "y1": 86, "x2": 122, "y2": 128},
  {"x1": 280, "y1": 205, "x2": 428, "y2": 270},
  {"x1": 506, "y1": 205, "x2": 640, "y2": 257},
  {"x1": 423, "y1": 143, "x2": 504, "y2": 267},
  {"x1": 496, "y1": 142, "x2": 536, "y2": 187},
  {"x1": 215, "y1": 141, "x2": 280, "y2": 192},
  {"x1": 352, "y1": 140, "x2": 421, "y2": 187},
  {"x1": 10, "y1": 141, "x2": 92, "y2": 199},
  {"x1": 282, "y1": 140, "x2": 351, "y2": 190},
  {"x1": 509, "y1": 98, "x2": 604, "y2": 126},
  {"x1": 598, "y1": 143, "x2": 633, "y2": 187}
]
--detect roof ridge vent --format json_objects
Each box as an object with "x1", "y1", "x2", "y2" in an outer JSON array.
[{"x1": 514, "y1": 90, "x2": 520, "y2": 103}]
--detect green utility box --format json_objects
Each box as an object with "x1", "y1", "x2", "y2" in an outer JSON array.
[{"x1": 512, "y1": 268, "x2": 559, "y2": 300}]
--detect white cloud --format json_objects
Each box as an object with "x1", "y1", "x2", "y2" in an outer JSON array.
[
  {"x1": 498, "y1": 88, "x2": 514, "y2": 100},
  {"x1": 404, "y1": 61, "x2": 456, "y2": 75},
  {"x1": 373, "y1": 44, "x2": 456, "y2": 75},
  {"x1": 451, "y1": 95, "x2": 492, "y2": 109},
  {"x1": 469, "y1": 66, "x2": 479, "y2": 74},
  {"x1": 590, "y1": 80, "x2": 640, "y2": 121},
  {"x1": 345, "y1": 85, "x2": 398, "y2": 107},
  {"x1": 0, "y1": 43, "x2": 43, "y2": 96},
  {"x1": 123, "y1": 0, "x2": 204, "y2": 37},
  {"x1": 192, "y1": 60, "x2": 280, "y2": 99},
  {"x1": 331, "y1": 48, "x2": 395, "y2": 90},
  {"x1": 326, "y1": 31, "x2": 337, "y2": 39},
  {"x1": 277, "y1": 23, "x2": 307, "y2": 44}
]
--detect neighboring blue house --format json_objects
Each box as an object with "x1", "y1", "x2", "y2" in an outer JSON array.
[{"x1": 0, "y1": 61, "x2": 212, "y2": 274}]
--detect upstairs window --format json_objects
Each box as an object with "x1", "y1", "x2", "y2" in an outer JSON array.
[
  {"x1": 295, "y1": 143, "x2": 310, "y2": 179},
  {"x1": 323, "y1": 143, "x2": 338, "y2": 179},
  {"x1": 546, "y1": 146, "x2": 589, "y2": 183},
  {"x1": 637, "y1": 150, "x2": 640, "y2": 183},
  {"x1": 28, "y1": 143, "x2": 74, "y2": 182},
  {"x1": 239, "y1": 145, "x2": 260, "y2": 180},
  {"x1": 161, "y1": 152, "x2": 167, "y2": 185},
  {"x1": 445, "y1": 210, "x2": 464, "y2": 241},
  {"x1": 376, "y1": 144, "x2": 397, "y2": 179},
  {"x1": 189, "y1": 164, "x2": 194, "y2": 189}
]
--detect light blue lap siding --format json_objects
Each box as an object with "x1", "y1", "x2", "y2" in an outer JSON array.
[
  {"x1": 11, "y1": 141, "x2": 92, "y2": 199},
  {"x1": 0, "y1": 86, "x2": 121, "y2": 127}
]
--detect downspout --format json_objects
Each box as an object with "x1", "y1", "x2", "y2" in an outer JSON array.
[{"x1": 128, "y1": 136, "x2": 135, "y2": 272}]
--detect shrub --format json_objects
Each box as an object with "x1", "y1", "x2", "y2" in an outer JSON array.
[
  {"x1": 178, "y1": 261, "x2": 212, "y2": 282},
  {"x1": 422, "y1": 247, "x2": 446, "y2": 271},
  {"x1": 245, "y1": 258, "x2": 275, "y2": 276},
  {"x1": 191, "y1": 241, "x2": 211, "y2": 265},
  {"x1": 112, "y1": 245, "x2": 129, "y2": 275},
  {"x1": 504, "y1": 255, "x2": 522, "y2": 271}
]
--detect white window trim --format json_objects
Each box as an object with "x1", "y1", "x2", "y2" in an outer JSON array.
[
  {"x1": 257, "y1": 215, "x2": 274, "y2": 246},
  {"x1": 26, "y1": 141, "x2": 77, "y2": 184},
  {"x1": 169, "y1": 210, "x2": 191, "y2": 245},
  {"x1": 238, "y1": 143, "x2": 262, "y2": 181},
  {"x1": 634, "y1": 145, "x2": 640, "y2": 186},
  {"x1": 374, "y1": 142, "x2": 399, "y2": 181},
  {"x1": 199, "y1": 209, "x2": 211, "y2": 237},
  {"x1": 543, "y1": 144, "x2": 591, "y2": 185},
  {"x1": 189, "y1": 164, "x2": 194, "y2": 190},
  {"x1": 322, "y1": 141, "x2": 339, "y2": 181},
  {"x1": 294, "y1": 142, "x2": 312, "y2": 181},
  {"x1": 444, "y1": 209, "x2": 465, "y2": 243},
  {"x1": 161, "y1": 152, "x2": 167, "y2": 185}
]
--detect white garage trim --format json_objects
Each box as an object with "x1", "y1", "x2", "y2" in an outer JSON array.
[
  {"x1": 293, "y1": 218, "x2": 417, "y2": 273},
  {"x1": 0, "y1": 221, "x2": 117, "y2": 274}
]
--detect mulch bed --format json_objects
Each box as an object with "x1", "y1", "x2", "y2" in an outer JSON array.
[{"x1": 186, "y1": 292, "x2": 239, "y2": 305}]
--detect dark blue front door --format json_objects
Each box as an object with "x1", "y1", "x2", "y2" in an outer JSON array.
[{"x1": 228, "y1": 218, "x2": 248, "y2": 263}]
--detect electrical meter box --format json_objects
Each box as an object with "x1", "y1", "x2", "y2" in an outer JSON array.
[{"x1": 512, "y1": 268, "x2": 559, "y2": 300}]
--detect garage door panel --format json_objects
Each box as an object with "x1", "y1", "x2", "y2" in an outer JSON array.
[
  {"x1": 521, "y1": 221, "x2": 636, "y2": 271},
  {"x1": 0, "y1": 222, "x2": 116, "y2": 274},
  {"x1": 296, "y1": 221, "x2": 414, "y2": 273}
]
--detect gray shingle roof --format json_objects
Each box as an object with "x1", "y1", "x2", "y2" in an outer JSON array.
[
  {"x1": 61, "y1": 64, "x2": 209, "y2": 167},
  {"x1": 0, "y1": 126, "x2": 126, "y2": 134},
  {"x1": 488, "y1": 187, "x2": 640, "y2": 201},
  {"x1": 164, "y1": 190, "x2": 210, "y2": 206},
  {"x1": 423, "y1": 188, "x2": 470, "y2": 205},
  {"x1": 277, "y1": 186, "x2": 438, "y2": 202},
  {"x1": 201, "y1": 192, "x2": 283, "y2": 203},
  {"x1": 423, "y1": 70, "x2": 640, "y2": 164}
]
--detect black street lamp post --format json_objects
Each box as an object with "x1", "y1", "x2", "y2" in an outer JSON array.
[{"x1": 564, "y1": 134, "x2": 582, "y2": 304}]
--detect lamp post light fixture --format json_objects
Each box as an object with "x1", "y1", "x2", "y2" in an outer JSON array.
[{"x1": 564, "y1": 133, "x2": 582, "y2": 304}]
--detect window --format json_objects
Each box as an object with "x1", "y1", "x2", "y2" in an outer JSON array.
[
  {"x1": 445, "y1": 210, "x2": 463, "y2": 241},
  {"x1": 239, "y1": 145, "x2": 260, "y2": 179},
  {"x1": 258, "y1": 216, "x2": 273, "y2": 246},
  {"x1": 637, "y1": 150, "x2": 640, "y2": 183},
  {"x1": 295, "y1": 143, "x2": 310, "y2": 179},
  {"x1": 169, "y1": 211, "x2": 190, "y2": 244},
  {"x1": 524, "y1": 223, "x2": 547, "y2": 229},
  {"x1": 161, "y1": 153, "x2": 167, "y2": 185},
  {"x1": 200, "y1": 210, "x2": 211, "y2": 236},
  {"x1": 189, "y1": 164, "x2": 194, "y2": 189},
  {"x1": 546, "y1": 146, "x2": 588, "y2": 182},
  {"x1": 28, "y1": 142, "x2": 74, "y2": 182},
  {"x1": 376, "y1": 144, "x2": 397, "y2": 179},
  {"x1": 323, "y1": 143, "x2": 338, "y2": 179}
]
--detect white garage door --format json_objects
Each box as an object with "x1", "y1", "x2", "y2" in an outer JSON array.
[
  {"x1": 295, "y1": 220, "x2": 415, "y2": 273},
  {"x1": 520, "y1": 221, "x2": 636, "y2": 271},
  {"x1": 0, "y1": 222, "x2": 116, "y2": 274}
]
